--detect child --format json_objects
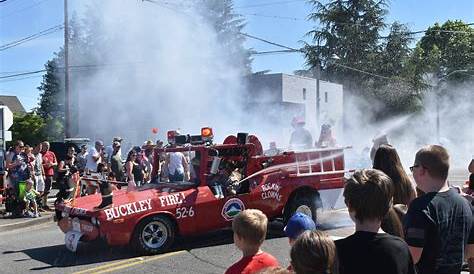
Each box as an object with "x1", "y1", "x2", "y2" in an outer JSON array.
[
  {"x1": 225, "y1": 209, "x2": 279, "y2": 274},
  {"x1": 284, "y1": 212, "x2": 316, "y2": 271},
  {"x1": 285, "y1": 212, "x2": 316, "y2": 245},
  {"x1": 335, "y1": 169, "x2": 416, "y2": 274},
  {"x1": 24, "y1": 179, "x2": 40, "y2": 218},
  {"x1": 290, "y1": 230, "x2": 337, "y2": 274}
]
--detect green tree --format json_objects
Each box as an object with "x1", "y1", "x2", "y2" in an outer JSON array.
[
  {"x1": 378, "y1": 22, "x2": 413, "y2": 78},
  {"x1": 36, "y1": 58, "x2": 65, "y2": 141},
  {"x1": 36, "y1": 15, "x2": 88, "y2": 139},
  {"x1": 411, "y1": 20, "x2": 474, "y2": 84},
  {"x1": 305, "y1": 0, "x2": 388, "y2": 89},
  {"x1": 304, "y1": 0, "x2": 424, "y2": 117},
  {"x1": 197, "y1": 0, "x2": 253, "y2": 74},
  {"x1": 10, "y1": 112, "x2": 46, "y2": 145}
]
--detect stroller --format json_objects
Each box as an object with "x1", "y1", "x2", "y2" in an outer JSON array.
[{"x1": 4, "y1": 183, "x2": 26, "y2": 218}]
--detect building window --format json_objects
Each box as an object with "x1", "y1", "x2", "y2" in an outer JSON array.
[
  {"x1": 303, "y1": 88, "x2": 307, "y2": 100},
  {"x1": 325, "y1": 92, "x2": 328, "y2": 103}
]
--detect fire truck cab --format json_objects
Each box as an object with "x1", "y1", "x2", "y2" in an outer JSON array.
[{"x1": 55, "y1": 128, "x2": 349, "y2": 254}]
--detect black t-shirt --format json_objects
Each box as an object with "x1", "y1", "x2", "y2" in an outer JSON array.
[
  {"x1": 110, "y1": 153, "x2": 124, "y2": 181},
  {"x1": 335, "y1": 231, "x2": 416, "y2": 274},
  {"x1": 404, "y1": 188, "x2": 474, "y2": 274}
]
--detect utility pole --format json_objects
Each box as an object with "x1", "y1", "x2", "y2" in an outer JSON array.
[
  {"x1": 64, "y1": 0, "x2": 70, "y2": 139},
  {"x1": 435, "y1": 69, "x2": 468, "y2": 144},
  {"x1": 314, "y1": 60, "x2": 321, "y2": 129}
]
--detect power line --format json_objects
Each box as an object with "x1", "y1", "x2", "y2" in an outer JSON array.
[
  {"x1": 243, "y1": 12, "x2": 474, "y2": 36},
  {"x1": 241, "y1": 33, "x2": 301, "y2": 51},
  {"x1": 0, "y1": 24, "x2": 63, "y2": 51},
  {"x1": 332, "y1": 62, "x2": 396, "y2": 81},
  {"x1": 0, "y1": 69, "x2": 34, "y2": 75},
  {"x1": 0, "y1": 69, "x2": 46, "y2": 79},
  {"x1": 0, "y1": 74, "x2": 42, "y2": 83},
  {"x1": 141, "y1": 0, "x2": 302, "y2": 52},
  {"x1": 252, "y1": 49, "x2": 300, "y2": 55},
  {"x1": 235, "y1": 0, "x2": 305, "y2": 9},
  {"x1": 243, "y1": 13, "x2": 305, "y2": 21},
  {"x1": 0, "y1": 61, "x2": 150, "y2": 80},
  {"x1": 0, "y1": 0, "x2": 50, "y2": 20}
]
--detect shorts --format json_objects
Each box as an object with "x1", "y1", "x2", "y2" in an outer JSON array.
[
  {"x1": 25, "y1": 197, "x2": 37, "y2": 208},
  {"x1": 169, "y1": 171, "x2": 184, "y2": 182},
  {"x1": 44, "y1": 176, "x2": 53, "y2": 194},
  {"x1": 35, "y1": 175, "x2": 45, "y2": 192}
]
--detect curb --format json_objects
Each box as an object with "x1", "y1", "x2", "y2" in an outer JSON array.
[{"x1": 0, "y1": 213, "x2": 54, "y2": 233}]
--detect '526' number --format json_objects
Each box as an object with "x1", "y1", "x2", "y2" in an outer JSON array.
[{"x1": 176, "y1": 207, "x2": 195, "y2": 219}]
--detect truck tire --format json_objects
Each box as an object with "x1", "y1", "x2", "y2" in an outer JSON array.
[
  {"x1": 133, "y1": 215, "x2": 175, "y2": 255},
  {"x1": 284, "y1": 193, "x2": 319, "y2": 225}
]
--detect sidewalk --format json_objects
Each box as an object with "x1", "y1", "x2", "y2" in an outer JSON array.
[{"x1": 0, "y1": 190, "x2": 58, "y2": 232}]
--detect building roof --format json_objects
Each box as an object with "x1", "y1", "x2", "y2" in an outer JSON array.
[{"x1": 0, "y1": 95, "x2": 26, "y2": 113}]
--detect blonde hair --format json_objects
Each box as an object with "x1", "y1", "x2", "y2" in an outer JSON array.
[
  {"x1": 290, "y1": 230, "x2": 337, "y2": 274},
  {"x1": 232, "y1": 209, "x2": 268, "y2": 246}
]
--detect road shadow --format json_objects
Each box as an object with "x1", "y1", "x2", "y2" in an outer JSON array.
[
  {"x1": 172, "y1": 220, "x2": 287, "y2": 252},
  {"x1": 1, "y1": 221, "x2": 287, "y2": 270},
  {"x1": 3, "y1": 211, "x2": 352, "y2": 270},
  {"x1": 2, "y1": 240, "x2": 135, "y2": 271}
]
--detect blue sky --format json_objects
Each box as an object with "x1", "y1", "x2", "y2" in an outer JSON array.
[{"x1": 0, "y1": 0, "x2": 473, "y2": 111}]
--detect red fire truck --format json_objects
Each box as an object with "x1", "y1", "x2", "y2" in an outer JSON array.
[{"x1": 55, "y1": 128, "x2": 350, "y2": 254}]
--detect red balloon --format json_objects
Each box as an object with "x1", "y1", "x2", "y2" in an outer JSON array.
[{"x1": 152, "y1": 128, "x2": 159, "y2": 134}]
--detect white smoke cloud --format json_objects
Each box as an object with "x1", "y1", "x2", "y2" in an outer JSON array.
[
  {"x1": 68, "y1": 0, "x2": 473, "y2": 170},
  {"x1": 342, "y1": 85, "x2": 473, "y2": 169},
  {"x1": 71, "y1": 0, "x2": 251, "y2": 148}
]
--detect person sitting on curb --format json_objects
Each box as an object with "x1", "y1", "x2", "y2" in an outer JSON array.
[{"x1": 24, "y1": 179, "x2": 40, "y2": 218}]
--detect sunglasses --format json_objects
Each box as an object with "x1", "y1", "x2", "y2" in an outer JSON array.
[{"x1": 409, "y1": 164, "x2": 423, "y2": 172}]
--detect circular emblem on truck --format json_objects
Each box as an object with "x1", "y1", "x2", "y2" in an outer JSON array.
[{"x1": 221, "y1": 198, "x2": 245, "y2": 221}]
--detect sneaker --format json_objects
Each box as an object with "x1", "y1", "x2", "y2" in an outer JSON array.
[{"x1": 34, "y1": 213, "x2": 40, "y2": 218}]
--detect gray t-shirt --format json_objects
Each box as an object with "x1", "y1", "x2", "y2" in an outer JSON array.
[{"x1": 33, "y1": 153, "x2": 43, "y2": 176}]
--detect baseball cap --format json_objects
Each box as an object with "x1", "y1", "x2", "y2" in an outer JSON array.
[
  {"x1": 144, "y1": 140, "x2": 154, "y2": 147},
  {"x1": 284, "y1": 212, "x2": 316, "y2": 239}
]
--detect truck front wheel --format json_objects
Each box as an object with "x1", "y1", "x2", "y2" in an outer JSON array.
[
  {"x1": 284, "y1": 194, "x2": 319, "y2": 225},
  {"x1": 133, "y1": 215, "x2": 175, "y2": 255}
]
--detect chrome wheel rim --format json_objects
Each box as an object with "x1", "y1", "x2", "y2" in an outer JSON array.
[
  {"x1": 296, "y1": 205, "x2": 312, "y2": 219},
  {"x1": 141, "y1": 221, "x2": 168, "y2": 249}
]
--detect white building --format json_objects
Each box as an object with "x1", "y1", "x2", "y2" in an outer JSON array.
[{"x1": 246, "y1": 73, "x2": 343, "y2": 147}]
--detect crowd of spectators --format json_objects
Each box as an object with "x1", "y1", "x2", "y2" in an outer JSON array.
[
  {"x1": 3, "y1": 137, "x2": 474, "y2": 274},
  {"x1": 1, "y1": 136, "x2": 184, "y2": 217},
  {"x1": 225, "y1": 144, "x2": 474, "y2": 274},
  {"x1": 2, "y1": 140, "x2": 57, "y2": 217}
]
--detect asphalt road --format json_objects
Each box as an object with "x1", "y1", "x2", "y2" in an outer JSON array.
[
  {"x1": 0, "y1": 209, "x2": 352, "y2": 274},
  {"x1": 0, "y1": 168, "x2": 468, "y2": 274}
]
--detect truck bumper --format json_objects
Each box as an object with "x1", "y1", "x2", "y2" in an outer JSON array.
[{"x1": 58, "y1": 217, "x2": 99, "y2": 251}]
